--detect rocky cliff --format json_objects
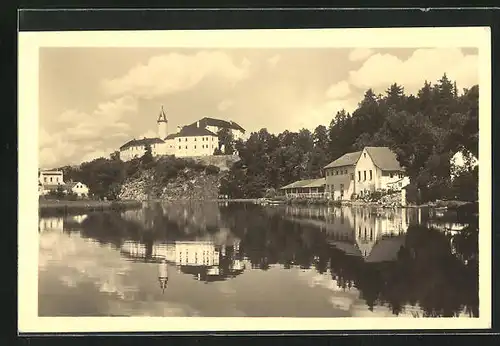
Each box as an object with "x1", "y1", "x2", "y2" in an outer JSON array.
[{"x1": 118, "y1": 168, "x2": 226, "y2": 201}]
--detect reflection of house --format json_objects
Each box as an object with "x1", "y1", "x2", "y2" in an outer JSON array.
[
  {"x1": 39, "y1": 217, "x2": 64, "y2": 232},
  {"x1": 324, "y1": 147, "x2": 409, "y2": 200},
  {"x1": 284, "y1": 206, "x2": 410, "y2": 262},
  {"x1": 279, "y1": 178, "x2": 326, "y2": 198}
]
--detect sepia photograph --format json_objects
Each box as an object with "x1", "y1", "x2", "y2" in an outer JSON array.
[{"x1": 18, "y1": 26, "x2": 491, "y2": 333}]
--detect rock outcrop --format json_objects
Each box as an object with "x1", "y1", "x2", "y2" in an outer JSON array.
[{"x1": 118, "y1": 168, "x2": 224, "y2": 201}]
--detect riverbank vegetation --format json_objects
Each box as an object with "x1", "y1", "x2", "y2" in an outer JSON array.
[{"x1": 220, "y1": 75, "x2": 478, "y2": 204}]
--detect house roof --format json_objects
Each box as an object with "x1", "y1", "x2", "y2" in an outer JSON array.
[
  {"x1": 324, "y1": 151, "x2": 362, "y2": 169},
  {"x1": 119, "y1": 137, "x2": 165, "y2": 150},
  {"x1": 365, "y1": 147, "x2": 404, "y2": 171},
  {"x1": 188, "y1": 117, "x2": 245, "y2": 133},
  {"x1": 280, "y1": 178, "x2": 325, "y2": 190},
  {"x1": 164, "y1": 125, "x2": 218, "y2": 140},
  {"x1": 365, "y1": 235, "x2": 406, "y2": 263},
  {"x1": 323, "y1": 147, "x2": 404, "y2": 171},
  {"x1": 66, "y1": 181, "x2": 87, "y2": 189}
]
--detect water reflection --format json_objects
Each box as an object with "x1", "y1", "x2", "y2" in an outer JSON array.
[{"x1": 39, "y1": 201, "x2": 478, "y2": 317}]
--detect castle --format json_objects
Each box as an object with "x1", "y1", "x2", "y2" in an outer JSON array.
[{"x1": 119, "y1": 106, "x2": 246, "y2": 161}]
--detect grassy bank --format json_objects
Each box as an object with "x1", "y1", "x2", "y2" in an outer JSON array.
[{"x1": 39, "y1": 199, "x2": 142, "y2": 216}]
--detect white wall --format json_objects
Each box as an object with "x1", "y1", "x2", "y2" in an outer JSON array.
[
  {"x1": 72, "y1": 183, "x2": 89, "y2": 197},
  {"x1": 325, "y1": 166, "x2": 356, "y2": 200},
  {"x1": 174, "y1": 135, "x2": 218, "y2": 157},
  {"x1": 39, "y1": 171, "x2": 64, "y2": 185}
]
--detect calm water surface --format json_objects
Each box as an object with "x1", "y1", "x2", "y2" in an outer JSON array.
[{"x1": 38, "y1": 202, "x2": 478, "y2": 317}]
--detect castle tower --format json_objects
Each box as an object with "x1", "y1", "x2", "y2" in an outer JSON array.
[{"x1": 157, "y1": 106, "x2": 168, "y2": 139}]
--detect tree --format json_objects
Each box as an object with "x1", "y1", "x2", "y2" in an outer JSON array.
[
  {"x1": 217, "y1": 127, "x2": 235, "y2": 155},
  {"x1": 141, "y1": 143, "x2": 154, "y2": 166}
]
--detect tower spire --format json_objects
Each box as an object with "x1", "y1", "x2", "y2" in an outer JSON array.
[{"x1": 157, "y1": 105, "x2": 168, "y2": 139}]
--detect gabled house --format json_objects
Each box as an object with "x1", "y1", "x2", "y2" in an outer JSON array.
[
  {"x1": 324, "y1": 146, "x2": 409, "y2": 200},
  {"x1": 66, "y1": 181, "x2": 89, "y2": 197}
]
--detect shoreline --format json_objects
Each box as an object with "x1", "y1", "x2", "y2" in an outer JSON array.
[{"x1": 39, "y1": 199, "x2": 142, "y2": 216}]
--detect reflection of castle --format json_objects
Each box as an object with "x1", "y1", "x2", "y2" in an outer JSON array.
[
  {"x1": 120, "y1": 239, "x2": 245, "y2": 287},
  {"x1": 284, "y1": 206, "x2": 411, "y2": 262}
]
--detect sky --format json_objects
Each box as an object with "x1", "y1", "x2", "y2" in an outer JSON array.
[{"x1": 39, "y1": 47, "x2": 478, "y2": 169}]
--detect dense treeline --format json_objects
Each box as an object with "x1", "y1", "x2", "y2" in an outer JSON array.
[{"x1": 220, "y1": 74, "x2": 479, "y2": 202}]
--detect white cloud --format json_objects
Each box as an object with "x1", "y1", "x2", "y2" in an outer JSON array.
[
  {"x1": 326, "y1": 81, "x2": 351, "y2": 99},
  {"x1": 294, "y1": 98, "x2": 359, "y2": 131},
  {"x1": 267, "y1": 54, "x2": 281, "y2": 68},
  {"x1": 39, "y1": 96, "x2": 138, "y2": 167},
  {"x1": 348, "y1": 48, "x2": 478, "y2": 96},
  {"x1": 217, "y1": 99, "x2": 234, "y2": 111},
  {"x1": 102, "y1": 51, "x2": 252, "y2": 99},
  {"x1": 348, "y1": 48, "x2": 374, "y2": 62}
]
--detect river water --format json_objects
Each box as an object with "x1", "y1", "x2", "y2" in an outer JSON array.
[{"x1": 38, "y1": 202, "x2": 478, "y2": 318}]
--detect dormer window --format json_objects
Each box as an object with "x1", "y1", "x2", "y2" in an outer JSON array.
[{"x1": 364, "y1": 153, "x2": 366, "y2": 158}]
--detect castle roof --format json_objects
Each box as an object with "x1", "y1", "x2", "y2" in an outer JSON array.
[
  {"x1": 188, "y1": 117, "x2": 245, "y2": 132},
  {"x1": 119, "y1": 137, "x2": 165, "y2": 151},
  {"x1": 157, "y1": 106, "x2": 168, "y2": 123},
  {"x1": 164, "y1": 125, "x2": 217, "y2": 140}
]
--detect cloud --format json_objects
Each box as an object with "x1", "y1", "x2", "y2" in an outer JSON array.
[
  {"x1": 326, "y1": 81, "x2": 351, "y2": 99},
  {"x1": 102, "y1": 51, "x2": 252, "y2": 99},
  {"x1": 217, "y1": 99, "x2": 234, "y2": 111},
  {"x1": 267, "y1": 54, "x2": 281, "y2": 68},
  {"x1": 348, "y1": 48, "x2": 478, "y2": 95},
  {"x1": 348, "y1": 48, "x2": 374, "y2": 62},
  {"x1": 39, "y1": 96, "x2": 138, "y2": 168},
  {"x1": 293, "y1": 98, "x2": 359, "y2": 131}
]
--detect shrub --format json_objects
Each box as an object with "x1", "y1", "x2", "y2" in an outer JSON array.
[{"x1": 205, "y1": 164, "x2": 221, "y2": 175}]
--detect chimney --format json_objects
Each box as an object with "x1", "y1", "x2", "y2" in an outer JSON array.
[
  {"x1": 197, "y1": 121, "x2": 200, "y2": 128},
  {"x1": 177, "y1": 125, "x2": 182, "y2": 133}
]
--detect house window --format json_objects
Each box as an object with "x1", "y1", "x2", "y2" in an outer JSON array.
[
  {"x1": 369, "y1": 170, "x2": 373, "y2": 180},
  {"x1": 194, "y1": 145, "x2": 196, "y2": 149},
  {"x1": 50, "y1": 177, "x2": 53, "y2": 182},
  {"x1": 179, "y1": 146, "x2": 181, "y2": 149},
  {"x1": 390, "y1": 173, "x2": 394, "y2": 178},
  {"x1": 350, "y1": 173, "x2": 354, "y2": 180},
  {"x1": 340, "y1": 184, "x2": 344, "y2": 197},
  {"x1": 44, "y1": 177, "x2": 47, "y2": 183},
  {"x1": 194, "y1": 138, "x2": 196, "y2": 141},
  {"x1": 185, "y1": 146, "x2": 188, "y2": 149},
  {"x1": 364, "y1": 171, "x2": 366, "y2": 181},
  {"x1": 358, "y1": 171, "x2": 361, "y2": 181},
  {"x1": 336, "y1": 170, "x2": 338, "y2": 175},
  {"x1": 364, "y1": 153, "x2": 366, "y2": 158},
  {"x1": 185, "y1": 138, "x2": 188, "y2": 142},
  {"x1": 178, "y1": 138, "x2": 181, "y2": 142}
]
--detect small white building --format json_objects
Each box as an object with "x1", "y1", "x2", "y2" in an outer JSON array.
[
  {"x1": 450, "y1": 148, "x2": 478, "y2": 180},
  {"x1": 66, "y1": 181, "x2": 89, "y2": 197},
  {"x1": 324, "y1": 146, "x2": 409, "y2": 200},
  {"x1": 38, "y1": 170, "x2": 65, "y2": 195}
]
